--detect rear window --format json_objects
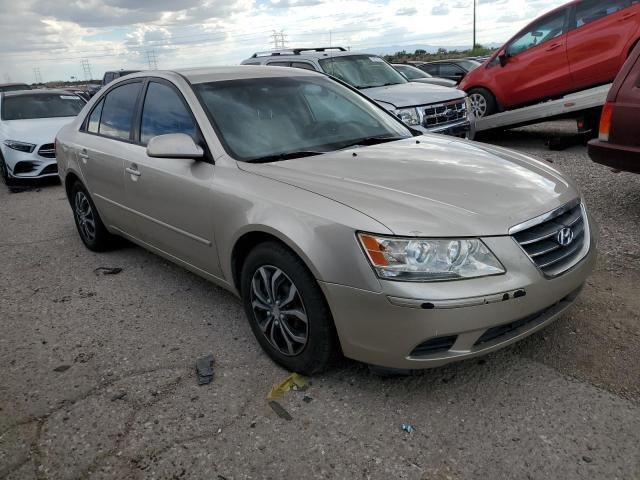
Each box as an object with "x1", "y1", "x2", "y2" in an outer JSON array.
[
  {"x1": 1, "y1": 93, "x2": 84, "y2": 120},
  {"x1": 575, "y1": 0, "x2": 629, "y2": 27},
  {"x1": 98, "y1": 82, "x2": 142, "y2": 140}
]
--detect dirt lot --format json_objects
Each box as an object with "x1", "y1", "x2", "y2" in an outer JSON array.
[{"x1": 1, "y1": 122, "x2": 639, "y2": 480}]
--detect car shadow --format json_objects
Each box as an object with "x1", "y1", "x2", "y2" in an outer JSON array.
[{"x1": 4, "y1": 176, "x2": 61, "y2": 194}]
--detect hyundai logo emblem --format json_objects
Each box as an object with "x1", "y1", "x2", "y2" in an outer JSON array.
[{"x1": 557, "y1": 227, "x2": 574, "y2": 247}]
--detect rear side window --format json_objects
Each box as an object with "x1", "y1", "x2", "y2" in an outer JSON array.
[
  {"x1": 140, "y1": 82, "x2": 196, "y2": 145},
  {"x1": 267, "y1": 61, "x2": 290, "y2": 67},
  {"x1": 439, "y1": 64, "x2": 464, "y2": 77},
  {"x1": 99, "y1": 83, "x2": 142, "y2": 140},
  {"x1": 421, "y1": 64, "x2": 439, "y2": 75},
  {"x1": 575, "y1": 0, "x2": 630, "y2": 27},
  {"x1": 291, "y1": 62, "x2": 316, "y2": 71},
  {"x1": 87, "y1": 99, "x2": 104, "y2": 133}
]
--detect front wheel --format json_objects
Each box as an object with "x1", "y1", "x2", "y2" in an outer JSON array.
[
  {"x1": 468, "y1": 88, "x2": 497, "y2": 118},
  {"x1": 240, "y1": 241, "x2": 339, "y2": 375}
]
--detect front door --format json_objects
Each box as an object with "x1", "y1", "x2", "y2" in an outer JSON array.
[
  {"x1": 497, "y1": 7, "x2": 571, "y2": 107},
  {"x1": 122, "y1": 80, "x2": 221, "y2": 278}
]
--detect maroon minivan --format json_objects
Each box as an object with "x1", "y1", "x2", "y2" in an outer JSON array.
[{"x1": 588, "y1": 42, "x2": 640, "y2": 173}]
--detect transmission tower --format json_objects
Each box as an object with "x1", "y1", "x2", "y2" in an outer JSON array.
[
  {"x1": 81, "y1": 59, "x2": 93, "y2": 81},
  {"x1": 271, "y1": 30, "x2": 288, "y2": 49},
  {"x1": 146, "y1": 49, "x2": 158, "y2": 70},
  {"x1": 33, "y1": 67, "x2": 42, "y2": 84}
]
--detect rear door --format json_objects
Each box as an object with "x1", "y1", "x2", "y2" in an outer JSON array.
[
  {"x1": 498, "y1": 7, "x2": 571, "y2": 106},
  {"x1": 566, "y1": 0, "x2": 637, "y2": 90},
  {"x1": 122, "y1": 79, "x2": 221, "y2": 277},
  {"x1": 77, "y1": 80, "x2": 143, "y2": 233}
]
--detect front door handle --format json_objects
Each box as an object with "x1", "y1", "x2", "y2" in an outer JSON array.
[
  {"x1": 78, "y1": 149, "x2": 89, "y2": 162},
  {"x1": 545, "y1": 43, "x2": 562, "y2": 52},
  {"x1": 125, "y1": 166, "x2": 141, "y2": 177}
]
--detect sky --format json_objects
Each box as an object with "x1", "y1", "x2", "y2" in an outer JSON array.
[{"x1": 0, "y1": 0, "x2": 568, "y2": 83}]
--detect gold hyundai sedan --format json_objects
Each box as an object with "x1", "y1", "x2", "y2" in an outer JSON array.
[{"x1": 56, "y1": 66, "x2": 596, "y2": 374}]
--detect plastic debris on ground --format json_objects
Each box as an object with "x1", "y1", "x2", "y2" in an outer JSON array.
[
  {"x1": 94, "y1": 267, "x2": 123, "y2": 276},
  {"x1": 402, "y1": 423, "x2": 415, "y2": 433},
  {"x1": 266, "y1": 373, "x2": 308, "y2": 401},
  {"x1": 268, "y1": 401, "x2": 293, "y2": 421},
  {"x1": 195, "y1": 354, "x2": 215, "y2": 385}
]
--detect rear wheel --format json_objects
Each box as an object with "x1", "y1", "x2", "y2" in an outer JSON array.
[
  {"x1": 468, "y1": 87, "x2": 498, "y2": 118},
  {"x1": 240, "y1": 241, "x2": 339, "y2": 375},
  {"x1": 70, "y1": 181, "x2": 117, "y2": 251}
]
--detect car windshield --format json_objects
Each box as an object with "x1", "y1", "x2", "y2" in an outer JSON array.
[
  {"x1": 318, "y1": 55, "x2": 408, "y2": 89},
  {"x1": 394, "y1": 65, "x2": 430, "y2": 80},
  {"x1": 195, "y1": 75, "x2": 411, "y2": 162},
  {"x1": 457, "y1": 60, "x2": 481, "y2": 71},
  {"x1": 1, "y1": 93, "x2": 85, "y2": 120}
]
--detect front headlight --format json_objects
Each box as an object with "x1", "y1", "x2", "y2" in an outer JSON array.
[
  {"x1": 358, "y1": 233, "x2": 505, "y2": 282},
  {"x1": 394, "y1": 107, "x2": 421, "y2": 126},
  {"x1": 4, "y1": 140, "x2": 36, "y2": 153}
]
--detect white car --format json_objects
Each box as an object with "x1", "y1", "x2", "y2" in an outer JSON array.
[{"x1": 0, "y1": 89, "x2": 85, "y2": 183}]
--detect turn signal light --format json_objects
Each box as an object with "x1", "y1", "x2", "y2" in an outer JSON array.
[{"x1": 599, "y1": 102, "x2": 614, "y2": 142}]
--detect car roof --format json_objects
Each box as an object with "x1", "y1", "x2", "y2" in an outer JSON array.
[
  {"x1": 124, "y1": 66, "x2": 325, "y2": 85},
  {"x1": 0, "y1": 83, "x2": 30, "y2": 88},
  {"x1": 1, "y1": 88, "x2": 76, "y2": 98},
  {"x1": 245, "y1": 48, "x2": 382, "y2": 62}
]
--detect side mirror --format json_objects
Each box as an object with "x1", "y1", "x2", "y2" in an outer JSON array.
[
  {"x1": 499, "y1": 52, "x2": 509, "y2": 67},
  {"x1": 146, "y1": 133, "x2": 204, "y2": 159}
]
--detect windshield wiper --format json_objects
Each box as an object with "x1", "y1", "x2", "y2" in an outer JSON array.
[
  {"x1": 359, "y1": 82, "x2": 400, "y2": 89},
  {"x1": 339, "y1": 136, "x2": 407, "y2": 149},
  {"x1": 246, "y1": 150, "x2": 325, "y2": 164}
]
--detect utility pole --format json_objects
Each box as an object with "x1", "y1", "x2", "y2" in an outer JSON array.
[
  {"x1": 33, "y1": 67, "x2": 42, "y2": 84},
  {"x1": 473, "y1": 0, "x2": 476, "y2": 50},
  {"x1": 146, "y1": 49, "x2": 158, "y2": 70},
  {"x1": 81, "y1": 59, "x2": 93, "y2": 81}
]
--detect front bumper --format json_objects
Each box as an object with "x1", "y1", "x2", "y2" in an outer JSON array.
[
  {"x1": 320, "y1": 226, "x2": 597, "y2": 369},
  {"x1": 2, "y1": 146, "x2": 58, "y2": 179},
  {"x1": 416, "y1": 119, "x2": 471, "y2": 138}
]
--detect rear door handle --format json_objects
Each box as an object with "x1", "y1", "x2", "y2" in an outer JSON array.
[
  {"x1": 125, "y1": 166, "x2": 141, "y2": 177},
  {"x1": 545, "y1": 43, "x2": 562, "y2": 52},
  {"x1": 620, "y1": 12, "x2": 636, "y2": 21}
]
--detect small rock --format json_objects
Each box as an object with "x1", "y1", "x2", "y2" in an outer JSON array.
[
  {"x1": 53, "y1": 365, "x2": 71, "y2": 372},
  {"x1": 582, "y1": 456, "x2": 593, "y2": 463}
]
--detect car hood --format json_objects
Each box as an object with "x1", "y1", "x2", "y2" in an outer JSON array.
[
  {"x1": 362, "y1": 82, "x2": 466, "y2": 108},
  {"x1": 238, "y1": 136, "x2": 579, "y2": 237},
  {"x1": 0, "y1": 117, "x2": 76, "y2": 144},
  {"x1": 412, "y1": 78, "x2": 458, "y2": 88}
]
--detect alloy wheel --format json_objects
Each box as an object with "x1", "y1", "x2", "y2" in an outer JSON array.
[
  {"x1": 469, "y1": 93, "x2": 488, "y2": 118},
  {"x1": 74, "y1": 191, "x2": 97, "y2": 243},
  {"x1": 250, "y1": 265, "x2": 309, "y2": 356}
]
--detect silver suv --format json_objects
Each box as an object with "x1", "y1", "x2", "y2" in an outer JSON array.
[{"x1": 241, "y1": 47, "x2": 473, "y2": 138}]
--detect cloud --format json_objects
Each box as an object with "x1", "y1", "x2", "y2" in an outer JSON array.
[
  {"x1": 431, "y1": 4, "x2": 449, "y2": 15},
  {"x1": 396, "y1": 6, "x2": 417, "y2": 16}
]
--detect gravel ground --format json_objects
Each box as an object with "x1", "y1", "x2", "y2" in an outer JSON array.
[{"x1": 1, "y1": 122, "x2": 639, "y2": 480}]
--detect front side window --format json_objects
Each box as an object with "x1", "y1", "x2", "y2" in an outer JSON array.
[
  {"x1": 319, "y1": 55, "x2": 407, "y2": 89},
  {"x1": 98, "y1": 82, "x2": 142, "y2": 140},
  {"x1": 140, "y1": 82, "x2": 196, "y2": 145},
  {"x1": 575, "y1": 0, "x2": 629, "y2": 27},
  {"x1": 438, "y1": 64, "x2": 464, "y2": 77},
  {"x1": 1, "y1": 93, "x2": 85, "y2": 120},
  {"x1": 195, "y1": 76, "x2": 411, "y2": 162},
  {"x1": 421, "y1": 64, "x2": 439, "y2": 75},
  {"x1": 508, "y1": 10, "x2": 567, "y2": 56},
  {"x1": 87, "y1": 99, "x2": 104, "y2": 133}
]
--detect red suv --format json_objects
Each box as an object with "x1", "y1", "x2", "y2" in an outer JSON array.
[
  {"x1": 460, "y1": 0, "x2": 640, "y2": 118},
  {"x1": 588, "y1": 41, "x2": 640, "y2": 173}
]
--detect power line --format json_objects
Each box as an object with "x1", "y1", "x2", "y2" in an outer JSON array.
[{"x1": 271, "y1": 30, "x2": 288, "y2": 49}]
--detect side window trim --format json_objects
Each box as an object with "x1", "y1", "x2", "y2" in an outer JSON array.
[
  {"x1": 79, "y1": 78, "x2": 144, "y2": 144},
  {"x1": 136, "y1": 76, "x2": 213, "y2": 163}
]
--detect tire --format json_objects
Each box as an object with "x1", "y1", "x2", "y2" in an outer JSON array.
[
  {"x1": 70, "y1": 181, "x2": 117, "y2": 252},
  {"x1": 0, "y1": 152, "x2": 15, "y2": 186},
  {"x1": 468, "y1": 87, "x2": 498, "y2": 118},
  {"x1": 240, "y1": 241, "x2": 339, "y2": 375}
]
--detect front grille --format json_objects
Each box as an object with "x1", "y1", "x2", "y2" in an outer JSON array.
[
  {"x1": 40, "y1": 163, "x2": 58, "y2": 175},
  {"x1": 422, "y1": 100, "x2": 467, "y2": 129},
  {"x1": 38, "y1": 143, "x2": 56, "y2": 158},
  {"x1": 410, "y1": 335, "x2": 457, "y2": 357},
  {"x1": 512, "y1": 202, "x2": 586, "y2": 277}
]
